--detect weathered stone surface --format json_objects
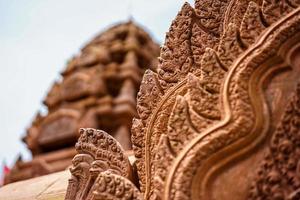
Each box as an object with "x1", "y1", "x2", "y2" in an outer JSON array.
[
  {"x1": 64, "y1": 128, "x2": 141, "y2": 200},
  {"x1": 131, "y1": 1, "x2": 300, "y2": 199},
  {"x1": 62, "y1": 2, "x2": 300, "y2": 198},
  {"x1": 4, "y1": 1, "x2": 300, "y2": 200},
  {"x1": 0, "y1": 171, "x2": 69, "y2": 200}
]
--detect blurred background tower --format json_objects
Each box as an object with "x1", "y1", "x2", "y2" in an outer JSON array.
[{"x1": 4, "y1": 21, "x2": 159, "y2": 184}]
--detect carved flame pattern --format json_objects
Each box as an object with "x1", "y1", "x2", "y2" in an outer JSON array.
[
  {"x1": 132, "y1": 0, "x2": 300, "y2": 199},
  {"x1": 65, "y1": 0, "x2": 300, "y2": 200}
]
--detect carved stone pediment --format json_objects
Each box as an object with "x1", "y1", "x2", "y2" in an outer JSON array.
[
  {"x1": 63, "y1": 1, "x2": 300, "y2": 200},
  {"x1": 132, "y1": 1, "x2": 300, "y2": 200}
]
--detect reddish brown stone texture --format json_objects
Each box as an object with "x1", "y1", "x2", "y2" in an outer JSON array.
[
  {"x1": 4, "y1": 21, "x2": 159, "y2": 184},
  {"x1": 64, "y1": 128, "x2": 142, "y2": 200},
  {"x1": 130, "y1": 1, "x2": 300, "y2": 199},
  {"x1": 63, "y1": 1, "x2": 300, "y2": 199},
  {"x1": 3, "y1": 1, "x2": 300, "y2": 199}
]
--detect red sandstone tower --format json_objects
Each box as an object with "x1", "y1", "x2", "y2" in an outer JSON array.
[{"x1": 4, "y1": 21, "x2": 159, "y2": 184}]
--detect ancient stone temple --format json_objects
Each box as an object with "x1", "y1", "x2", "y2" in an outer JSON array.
[
  {"x1": 3, "y1": 21, "x2": 160, "y2": 184},
  {"x1": 1, "y1": 0, "x2": 300, "y2": 199}
]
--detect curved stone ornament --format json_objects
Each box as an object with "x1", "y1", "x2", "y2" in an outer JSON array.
[
  {"x1": 63, "y1": 1, "x2": 300, "y2": 199},
  {"x1": 65, "y1": 128, "x2": 141, "y2": 200},
  {"x1": 93, "y1": 171, "x2": 142, "y2": 200},
  {"x1": 132, "y1": 0, "x2": 300, "y2": 200},
  {"x1": 165, "y1": 8, "x2": 300, "y2": 200}
]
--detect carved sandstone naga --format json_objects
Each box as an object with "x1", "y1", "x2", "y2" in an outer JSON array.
[
  {"x1": 66, "y1": 0, "x2": 300, "y2": 199},
  {"x1": 65, "y1": 128, "x2": 142, "y2": 200}
]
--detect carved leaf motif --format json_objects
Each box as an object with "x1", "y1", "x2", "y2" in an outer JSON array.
[
  {"x1": 133, "y1": 69, "x2": 163, "y2": 192},
  {"x1": 158, "y1": 3, "x2": 194, "y2": 84},
  {"x1": 131, "y1": 118, "x2": 146, "y2": 192},
  {"x1": 136, "y1": 70, "x2": 163, "y2": 121},
  {"x1": 194, "y1": 0, "x2": 229, "y2": 35},
  {"x1": 167, "y1": 95, "x2": 198, "y2": 153},
  {"x1": 200, "y1": 48, "x2": 227, "y2": 92},
  {"x1": 217, "y1": 23, "x2": 245, "y2": 68},
  {"x1": 226, "y1": 0, "x2": 252, "y2": 28},
  {"x1": 240, "y1": 2, "x2": 267, "y2": 47},
  {"x1": 152, "y1": 134, "x2": 175, "y2": 200},
  {"x1": 190, "y1": 23, "x2": 218, "y2": 68},
  {"x1": 262, "y1": 0, "x2": 296, "y2": 25},
  {"x1": 187, "y1": 73, "x2": 221, "y2": 120}
]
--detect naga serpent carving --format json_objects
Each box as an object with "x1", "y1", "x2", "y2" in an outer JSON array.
[
  {"x1": 65, "y1": 128, "x2": 142, "y2": 200},
  {"x1": 132, "y1": 0, "x2": 300, "y2": 200},
  {"x1": 65, "y1": 0, "x2": 300, "y2": 199}
]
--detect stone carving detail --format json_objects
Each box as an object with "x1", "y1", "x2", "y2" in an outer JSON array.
[
  {"x1": 131, "y1": 0, "x2": 300, "y2": 199},
  {"x1": 7, "y1": 0, "x2": 300, "y2": 199},
  {"x1": 93, "y1": 171, "x2": 142, "y2": 200},
  {"x1": 65, "y1": 128, "x2": 141, "y2": 200},
  {"x1": 248, "y1": 84, "x2": 300, "y2": 200}
]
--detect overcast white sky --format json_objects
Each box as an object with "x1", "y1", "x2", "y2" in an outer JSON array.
[{"x1": 0, "y1": 0, "x2": 194, "y2": 167}]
